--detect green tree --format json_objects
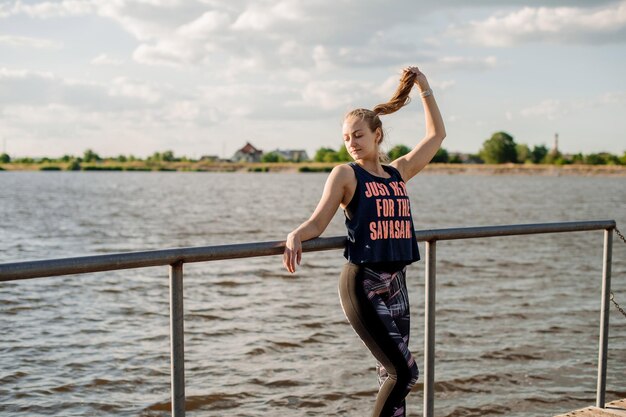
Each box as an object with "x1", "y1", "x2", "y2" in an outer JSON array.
[
  {"x1": 261, "y1": 151, "x2": 286, "y2": 163},
  {"x1": 620, "y1": 151, "x2": 626, "y2": 165},
  {"x1": 605, "y1": 153, "x2": 620, "y2": 165},
  {"x1": 516, "y1": 144, "x2": 531, "y2": 163},
  {"x1": 449, "y1": 153, "x2": 463, "y2": 164},
  {"x1": 314, "y1": 147, "x2": 338, "y2": 162},
  {"x1": 466, "y1": 154, "x2": 484, "y2": 164},
  {"x1": 83, "y1": 149, "x2": 102, "y2": 163},
  {"x1": 161, "y1": 150, "x2": 176, "y2": 162},
  {"x1": 585, "y1": 152, "x2": 620, "y2": 165},
  {"x1": 530, "y1": 145, "x2": 548, "y2": 164},
  {"x1": 0, "y1": 153, "x2": 10, "y2": 163},
  {"x1": 431, "y1": 148, "x2": 449, "y2": 163},
  {"x1": 148, "y1": 152, "x2": 162, "y2": 162},
  {"x1": 116, "y1": 154, "x2": 128, "y2": 163},
  {"x1": 323, "y1": 152, "x2": 340, "y2": 163},
  {"x1": 387, "y1": 145, "x2": 411, "y2": 161},
  {"x1": 543, "y1": 145, "x2": 563, "y2": 164},
  {"x1": 67, "y1": 159, "x2": 81, "y2": 171},
  {"x1": 585, "y1": 153, "x2": 605, "y2": 165},
  {"x1": 570, "y1": 152, "x2": 584, "y2": 164},
  {"x1": 480, "y1": 132, "x2": 517, "y2": 164}
]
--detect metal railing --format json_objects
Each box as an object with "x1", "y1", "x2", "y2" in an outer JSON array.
[{"x1": 0, "y1": 220, "x2": 616, "y2": 417}]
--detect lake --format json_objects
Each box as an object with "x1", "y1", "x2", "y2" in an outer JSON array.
[{"x1": 1, "y1": 171, "x2": 625, "y2": 416}]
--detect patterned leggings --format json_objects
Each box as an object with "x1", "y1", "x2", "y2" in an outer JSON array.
[{"x1": 339, "y1": 262, "x2": 419, "y2": 417}]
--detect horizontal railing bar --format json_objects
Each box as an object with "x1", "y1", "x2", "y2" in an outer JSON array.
[
  {"x1": 417, "y1": 219, "x2": 615, "y2": 241},
  {"x1": 0, "y1": 237, "x2": 346, "y2": 282},
  {"x1": 0, "y1": 220, "x2": 615, "y2": 282}
]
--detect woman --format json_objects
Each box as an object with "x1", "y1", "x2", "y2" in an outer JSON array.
[{"x1": 283, "y1": 66, "x2": 445, "y2": 417}]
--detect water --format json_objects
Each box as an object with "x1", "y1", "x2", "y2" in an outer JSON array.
[{"x1": 1, "y1": 171, "x2": 625, "y2": 416}]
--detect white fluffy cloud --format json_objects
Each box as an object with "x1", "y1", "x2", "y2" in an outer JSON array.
[
  {"x1": 91, "y1": 54, "x2": 124, "y2": 66},
  {"x1": 231, "y1": 1, "x2": 303, "y2": 31},
  {"x1": 2, "y1": 0, "x2": 625, "y2": 156},
  {"x1": 435, "y1": 56, "x2": 498, "y2": 71},
  {"x1": 520, "y1": 99, "x2": 565, "y2": 120},
  {"x1": 177, "y1": 10, "x2": 230, "y2": 38},
  {"x1": 0, "y1": 0, "x2": 493, "y2": 72},
  {"x1": 108, "y1": 77, "x2": 162, "y2": 103},
  {"x1": 520, "y1": 92, "x2": 626, "y2": 120},
  {"x1": 0, "y1": 68, "x2": 162, "y2": 110},
  {"x1": 95, "y1": 0, "x2": 429, "y2": 69},
  {"x1": 0, "y1": 35, "x2": 62, "y2": 49},
  {"x1": 448, "y1": 1, "x2": 626, "y2": 46},
  {"x1": 0, "y1": 0, "x2": 94, "y2": 18}
]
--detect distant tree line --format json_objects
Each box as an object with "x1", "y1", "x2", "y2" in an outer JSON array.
[
  {"x1": 0, "y1": 149, "x2": 197, "y2": 170},
  {"x1": 312, "y1": 131, "x2": 626, "y2": 166},
  {"x1": 313, "y1": 145, "x2": 450, "y2": 163},
  {"x1": 476, "y1": 131, "x2": 626, "y2": 165},
  {"x1": 2, "y1": 133, "x2": 625, "y2": 168}
]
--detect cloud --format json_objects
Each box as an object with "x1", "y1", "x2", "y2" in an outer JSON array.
[
  {"x1": 177, "y1": 10, "x2": 230, "y2": 38},
  {"x1": 595, "y1": 91, "x2": 626, "y2": 105},
  {"x1": 91, "y1": 1, "x2": 432, "y2": 70},
  {"x1": 0, "y1": 68, "x2": 162, "y2": 110},
  {"x1": 133, "y1": 40, "x2": 202, "y2": 67},
  {"x1": 0, "y1": 103, "x2": 178, "y2": 157},
  {"x1": 299, "y1": 80, "x2": 371, "y2": 111},
  {"x1": 91, "y1": 54, "x2": 124, "y2": 66},
  {"x1": 520, "y1": 92, "x2": 626, "y2": 120},
  {"x1": 0, "y1": 67, "x2": 221, "y2": 154},
  {"x1": 0, "y1": 0, "x2": 489, "y2": 72},
  {"x1": 108, "y1": 77, "x2": 161, "y2": 103},
  {"x1": 96, "y1": 1, "x2": 207, "y2": 42},
  {"x1": 521, "y1": 99, "x2": 566, "y2": 120},
  {"x1": 434, "y1": 56, "x2": 498, "y2": 71},
  {"x1": 231, "y1": 1, "x2": 303, "y2": 31},
  {"x1": 0, "y1": 0, "x2": 95, "y2": 18},
  {"x1": 0, "y1": 35, "x2": 62, "y2": 49},
  {"x1": 448, "y1": 1, "x2": 626, "y2": 46}
]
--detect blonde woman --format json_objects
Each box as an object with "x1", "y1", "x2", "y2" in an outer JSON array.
[{"x1": 283, "y1": 66, "x2": 445, "y2": 417}]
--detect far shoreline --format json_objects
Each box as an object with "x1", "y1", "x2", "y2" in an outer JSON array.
[{"x1": 1, "y1": 162, "x2": 626, "y2": 176}]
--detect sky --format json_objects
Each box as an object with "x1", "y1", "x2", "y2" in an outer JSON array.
[{"x1": 1, "y1": 0, "x2": 626, "y2": 159}]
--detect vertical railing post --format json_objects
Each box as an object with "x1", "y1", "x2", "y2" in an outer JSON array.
[
  {"x1": 596, "y1": 228, "x2": 612, "y2": 408},
  {"x1": 423, "y1": 240, "x2": 436, "y2": 417},
  {"x1": 169, "y1": 262, "x2": 186, "y2": 417}
]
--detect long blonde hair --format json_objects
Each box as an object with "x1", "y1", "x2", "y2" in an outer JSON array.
[{"x1": 344, "y1": 70, "x2": 417, "y2": 162}]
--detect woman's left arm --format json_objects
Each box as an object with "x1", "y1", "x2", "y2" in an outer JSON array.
[{"x1": 391, "y1": 67, "x2": 446, "y2": 182}]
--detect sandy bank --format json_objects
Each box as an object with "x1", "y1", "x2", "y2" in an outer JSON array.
[{"x1": 2, "y1": 162, "x2": 626, "y2": 176}]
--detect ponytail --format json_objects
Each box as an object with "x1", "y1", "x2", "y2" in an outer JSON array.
[
  {"x1": 372, "y1": 70, "x2": 417, "y2": 116},
  {"x1": 344, "y1": 70, "x2": 417, "y2": 163}
]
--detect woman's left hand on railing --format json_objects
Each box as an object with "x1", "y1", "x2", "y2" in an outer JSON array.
[{"x1": 283, "y1": 232, "x2": 302, "y2": 273}]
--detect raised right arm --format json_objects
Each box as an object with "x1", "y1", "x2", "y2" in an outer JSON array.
[{"x1": 283, "y1": 164, "x2": 354, "y2": 273}]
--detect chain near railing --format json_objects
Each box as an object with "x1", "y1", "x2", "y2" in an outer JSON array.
[{"x1": 611, "y1": 226, "x2": 626, "y2": 319}]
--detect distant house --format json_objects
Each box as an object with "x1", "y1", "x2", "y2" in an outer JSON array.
[
  {"x1": 275, "y1": 149, "x2": 309, "y2": 162},
  {"x1": 449, "y1": 152, "x2": 484, "y2": 164},
  {"x1": 199, "y1": 155, "x2": 219, "y2": 162},
  {"x1": 232, "y1": 142, "x2": 263, "y2": 162}
]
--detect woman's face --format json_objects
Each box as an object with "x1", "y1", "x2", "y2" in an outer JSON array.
[{"x1": 342, "y1": 116, "x2": 381, "y2": 162}]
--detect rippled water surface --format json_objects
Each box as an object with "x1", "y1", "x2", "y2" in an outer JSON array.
[{"x1": 1, "y1": 171, "x2": 625, "y2": 416}]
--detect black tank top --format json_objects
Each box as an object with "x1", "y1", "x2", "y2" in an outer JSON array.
[{"x1": 343, "y1": 162, "x2": 420, "y2": 267}]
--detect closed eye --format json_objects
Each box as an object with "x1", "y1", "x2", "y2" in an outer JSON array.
[{"x1": 343, "y1": 134, "x2": 363, "y2": 141}]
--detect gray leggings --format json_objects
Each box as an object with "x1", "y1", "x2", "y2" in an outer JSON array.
[{"x1": 339, "y1": 262, "x2": 419, "y2": 417}]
